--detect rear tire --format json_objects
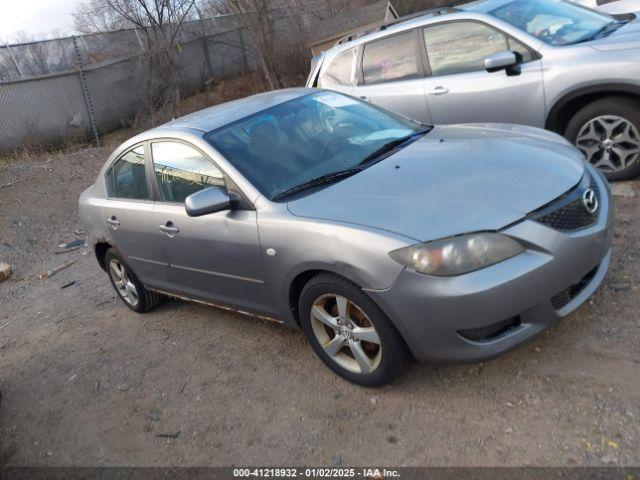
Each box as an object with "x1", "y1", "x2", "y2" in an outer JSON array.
[
  {"x1": 105, "y1": 248, "x2": 163, "y2": 313},
  {"x1": 565, "y1": 96, "x2": 640, "y2": 181},
  {"x1": 299, "y1": 273, "x2": 408, "y2": 387}
]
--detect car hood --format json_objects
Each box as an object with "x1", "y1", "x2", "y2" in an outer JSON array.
[
  {"x1": 287, "y1": 124, "x2": 585, "y2": 242},
  {"x1": 590, "y1": 14, "x2": 640, "y2": 51}
]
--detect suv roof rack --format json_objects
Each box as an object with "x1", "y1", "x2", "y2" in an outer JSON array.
[{"x1": 334, "y1": 4, "x2": 462, "y2": 48}]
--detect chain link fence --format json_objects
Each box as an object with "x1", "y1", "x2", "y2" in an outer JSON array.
[{"x1": 0, "y1": 8, "x2": 321, "y2": 153}]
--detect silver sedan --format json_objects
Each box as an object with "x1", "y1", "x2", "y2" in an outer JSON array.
[{"x1": 79, "y1": 89, "x2": 613, "y2": 386}]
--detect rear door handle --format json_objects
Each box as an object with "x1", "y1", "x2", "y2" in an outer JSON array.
[
  {"x1": 106, "y1": 216, "x2": 120, "y2": 229},
  {"x1": 159, "y1": 222, "x2": 179, "y2": 236},
  {"x1": 428, "y1": 86, "x2": 449, "y2": 96}
]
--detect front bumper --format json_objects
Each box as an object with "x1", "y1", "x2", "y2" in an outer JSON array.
[{"x1": 367, "y1": 168, "x2": 614, "y2": 363}]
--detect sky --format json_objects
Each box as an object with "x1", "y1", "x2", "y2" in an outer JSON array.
[{"x1": 0, "y1": 0, "x2": 81, "y2": 43}]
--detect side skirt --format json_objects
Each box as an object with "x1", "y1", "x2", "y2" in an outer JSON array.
[{"x1": 148, "y1": 288, "x2": 284, "y2": 325}]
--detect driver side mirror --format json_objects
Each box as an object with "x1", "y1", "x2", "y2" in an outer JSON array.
[
  {"x1": 185, "y1": 186, "x2": 231, "y2": 217},
  {"x1": 484, "y1": 50, "x2": 520, "y2": 76}
]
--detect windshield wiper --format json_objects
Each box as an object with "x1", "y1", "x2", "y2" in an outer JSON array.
[
  {"x1": 589, "y1": 20, "x2": 625, "y2": 40},
  {"x1": 272, "y1": 168, "x2": 362, "y2": 201},
  {"x1": 358, "y1": 128, "x2": 431, "y2": 167},
  {"x1": 272, "y1": 127, "x2": 432, "y2": 201}
]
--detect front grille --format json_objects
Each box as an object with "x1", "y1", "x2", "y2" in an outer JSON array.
[
  {"x1": 458, "y1": 316, "x2": 521, "y2": 342},
  {"x1": 529, "y1": 173, "x2": 601, "y2": 232},
  {"x1": 550, "y1": 265, "x2": 599, "y2": 310}
]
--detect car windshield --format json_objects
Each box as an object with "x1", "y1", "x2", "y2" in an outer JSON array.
[
  {"x1": 490, "y1": 0, "x2": 616, "y2": 45},
  {"x1": 205, "y1": 91, "x2": 424, "y2": 200}
]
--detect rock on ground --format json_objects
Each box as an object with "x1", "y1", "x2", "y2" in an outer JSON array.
[{"x1": 0, "y1": 262, "x2": 11, "y2": 282}]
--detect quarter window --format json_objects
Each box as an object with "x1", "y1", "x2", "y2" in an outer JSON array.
[
  {"x1": 508, "y1": 37, "x2": 534, "y2": 63},
  {"x1": 318, "y1": 48, "x2": 357, "y2": 88},
  {"x1": 152, "y1": 141, "x2": 224, "y2": 203},
  {"x1": 423, "y1": 22, "x2": 511, "y2": 76},
  {"x1": 106, "y1": 145, "x2": 150, "y2": 200},
  {"x1": 362, "y1": 31, "x2": 420, "y2": 85}
]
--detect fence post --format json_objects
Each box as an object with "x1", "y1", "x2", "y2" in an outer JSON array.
[
  {"x1": 72, "y1": 36, "x2": 100, "y2": 148},
  {"x1": 133, "y1": 28, "x2": 145, "y2": 52},
  {"x1": 238, "y1": 28, "x2": 249, "y2": 73},
  {"x1": 5, "y1": 43, "x2": 23, "y2": 79},
  {"x1": 202, "y1": 37, "x2": 213, "y2": 78}
]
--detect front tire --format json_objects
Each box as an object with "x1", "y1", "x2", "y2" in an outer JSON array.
[
  {"x1": 565, "y1": 96, "x2": 640, "y2": 181},
  {"x1": 105, "y1": 248, "x2": 163, "y2": 313},
  {"x1": 299, "y1": 273, "x2": 407, "y2": 387}
]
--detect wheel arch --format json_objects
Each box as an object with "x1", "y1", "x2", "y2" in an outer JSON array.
[
  {"x1": 287, "y1": 266, "x2": 372, "y2": 328},
  {"x1": 546, "y1": 83, "x2": 640, "y2": 135},
  {"x1": 94, "y1": 241, "x2": 113, "y2": 272}
]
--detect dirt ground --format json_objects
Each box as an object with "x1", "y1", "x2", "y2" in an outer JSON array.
[{"x1": 0, "y1": 141, "x2": 639, "y2": 467}]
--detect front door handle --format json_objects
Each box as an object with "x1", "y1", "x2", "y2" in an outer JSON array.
[
  {"x1": 428, "y1": 86, "x2": 449, "y2": 96},
  {"x1": 159, "y1": 222, "x2": 179, "y2": 237},
  {"x1": 106, "y1": 216, "x2": 120, "y2": 229},
  {"x1": 360, "y1": 96, "x2": 370, "y2": 102}
]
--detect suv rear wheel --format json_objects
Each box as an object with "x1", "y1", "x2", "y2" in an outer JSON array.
[{"x1": 565, "y1": 96, "x2": 640, "y2": 181}]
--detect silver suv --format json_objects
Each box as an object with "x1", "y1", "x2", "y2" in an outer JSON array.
[{"x1": 307, "y1": 0, "x2": 640, "y2": 180}]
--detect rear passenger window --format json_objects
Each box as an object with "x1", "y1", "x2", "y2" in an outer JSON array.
[
  {"x1": 423, "y1": 22, "x2": 509, "y2": 76},
  {"x1": 106, "y1": 145, "x2": 150, "y2": 200},
  {"x1": 362, "y1": 31, "x2": 420, "y2": 85},
  {"x1": 318, "y1": 48, "x2": 357, "y2": 88},
  {"x1": 152, "y1": 141, "x2": 225, "y2": 203}
]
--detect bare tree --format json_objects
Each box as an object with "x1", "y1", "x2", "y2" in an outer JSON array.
[
  {"x1": 0, "y1": 32, "x2": 71, "y2": 78},
  {"x1": 202, "y1": 0, "x2": 285, "y2": 89},
  {"x1": 325, "y1": 0, "x2": 367, "y2": 15},
  {"x1": 74, "y1": 0, "x2": 135, "y2": 34},
  {"x1": 0, "y1": 44, "x2": 18, "y2": 81},
  {"x1": 201, "y1": 0, "x2": 346, "y2": 89},
  {"x1": 74, "y1": 0, "x2": 197, "y2": 120}
]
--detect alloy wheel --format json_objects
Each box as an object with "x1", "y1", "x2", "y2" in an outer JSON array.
[
  {"x1": 109, "y1": 259, "x2": 139, "y2": 307},
  {"x1": 310, "y1": 294, "x2": 382, "y2": 374},
  {"x1": 576, "y1": 115, "x2": 640, "y2": 172}
]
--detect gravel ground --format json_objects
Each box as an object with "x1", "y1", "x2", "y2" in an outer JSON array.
[{"x1": 0, "y1": 144, "x2": 639, "y2": 467}]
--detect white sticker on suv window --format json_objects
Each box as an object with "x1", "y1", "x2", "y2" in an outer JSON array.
[{"x1": 314, "y1": 92, "x2": 359, "y2": 108}]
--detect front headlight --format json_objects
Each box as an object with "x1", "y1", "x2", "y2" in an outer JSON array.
[{"x1": 389, "y1": 232, "x2": 524, "y2": 277}]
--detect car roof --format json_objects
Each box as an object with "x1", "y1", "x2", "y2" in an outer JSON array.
[{"x1": 151, "y1": 88, "x2": 313, "y2": 134}]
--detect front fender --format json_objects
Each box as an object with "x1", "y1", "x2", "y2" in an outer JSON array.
[{"x1": 256, "y1": 210, "x2": 411, "y2": 326}]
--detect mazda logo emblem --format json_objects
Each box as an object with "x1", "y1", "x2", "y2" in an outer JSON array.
[{"x1": 582, "y1": 189, "x2": 599, "y2": 215}]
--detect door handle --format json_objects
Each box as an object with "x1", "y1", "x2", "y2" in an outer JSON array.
[
  {"x1": 159, "y1": 222, "x2": 179, "y2": 236},
  {"x1": 106, "y1": 216, "x2": 120, "y2": 229},
  {"x1": 360, "y1": 96, "x2": 370, "y2": 102},
  {"x1": 428, "y1": 86, "x2": 449, "y2": 96}
]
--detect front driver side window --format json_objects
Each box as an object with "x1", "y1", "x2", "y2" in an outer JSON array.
[
  {"x1": 106, "y1": 145, "x2": 150, "y2": 200},
  {"x1": 152, "y1": 141, "x2": 225, "y2": 203},
  {"x1": 423, "y1": 22, "x2": 512, "y2": 76}
]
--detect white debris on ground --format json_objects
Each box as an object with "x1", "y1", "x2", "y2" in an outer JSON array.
[{"x1": 0, "y1": 262, "x2": 11, "y2": 282}]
